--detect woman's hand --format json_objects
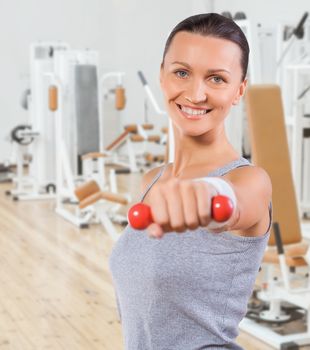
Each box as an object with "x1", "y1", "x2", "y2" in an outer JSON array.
[{"x1": 144, "y1": 178, "x2": 218, "y2": 239}]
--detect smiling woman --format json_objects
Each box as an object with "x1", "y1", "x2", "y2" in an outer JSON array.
[
  {"x1": 109, "y1": 13, "x2": 272, "y2": 350},
  {"x1": 160, "y1": 29, "x2": 247, "y2": 138}
]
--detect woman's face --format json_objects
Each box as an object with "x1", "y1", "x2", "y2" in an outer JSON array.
[{"x1": 160, "y1": 31, "x2": 247, "y2": 137}]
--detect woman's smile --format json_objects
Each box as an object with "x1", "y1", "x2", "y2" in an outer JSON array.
[{"x1": 176, "y1": 103, "x2": 213, "y2": 120}]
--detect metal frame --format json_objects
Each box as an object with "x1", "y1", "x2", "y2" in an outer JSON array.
[
  {"x1": 9, "y1": 42, "x2": 69, "y2": 201},
  {"x1": 240, "y1": 224, "x2": 310, "y2": 349}
]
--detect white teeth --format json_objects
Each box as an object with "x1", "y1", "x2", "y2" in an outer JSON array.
[{"x1": 180, "y1": 106, "x2": 208, "y2": 115}]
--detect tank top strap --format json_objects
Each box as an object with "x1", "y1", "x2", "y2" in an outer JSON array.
[
  {"x1": 140, "y1": 164, "x2": 169, "y2": 202},
  {"x1": 206, "y1": 157, "x2": 252, "y2": 177}
]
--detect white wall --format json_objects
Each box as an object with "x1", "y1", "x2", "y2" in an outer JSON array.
[
  {"x1": 1, "y1": 0, "x2": 309, "y2": 162},
  {"x1": 0, "y1": 0, "x2": 195, "y2": 162}
]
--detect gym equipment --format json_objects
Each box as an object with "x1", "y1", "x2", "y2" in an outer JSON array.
[
  {"x1": 125, "y1": 123, "x2": 165, "y2": 166},
  {"x1": 128, "y1": 195, "x2": 233, "y2": 230},
  {"x1": 240, "y1": 84, "x2": 310, "y2": 349},
  {"x1": 11, "y1": 125, "x2": 38, "y2": 146},
  {"x1": 137, "y1": 71, "x2": 165, "y2": 117},
  {"x1": 115, "y1": 86, "x2": 126, "y2": 110},
  {"x1": 127, "y1": 203, "x2": 153, "y2": 230},
  {"x1": 281, "y1": 64, "x2": 310, "y2": 218},
  {"x1": 98, "y1": 71, "x2": 165, "y2": 171},
  {"x1": 48, "y1": 85, "x2": 58, "y2": 111},
  {"x1": 99, "y1": 72, "x2": 126, "y2": 152},
  {"x1": 274, "y1": 13, "x2": 310, "y2": 218},
  {"x1": 277, "y1": 12, "x2": 309, "y2": 69},
  {"x1": 137, "y1": 71, "x2": 171, "y2": 161},
  {"x1": 74, "y1": 180, "x2": 129, "y2": 240},
  {"x1": 211, "y1": 195, "x2": 234, "y2": 222},
  {"x1": 45, "y1": 48, "x2": 130, "y2": 229},
  {"x1": 46, "y1": 48, "x2": 107, "y2": 227},
  {"x1": 0, "y1": 163, "x2": 14, "y2": 183},
  {"x1": 228, "y1": 15, "x2": 262, "y2": 158},
  {"x1": 144, "y1": 152, "x2": 165, "y2": 166},
  {"x1": 7, "y1": 42, "x2": 69, "y2": 201},
  {"x1": 7, "y1": 124, "x2": 41, "y2": 199},
  {"x1": 276, "y1": 12, "x2": 310, "y2": 87},
  {"x1": 97, "y1": 72, "x2": 155, "y2": 173},
  {"x1": 221, "y1": 12, "x2": 233, "y2": 20},
  {"x1": 100, "y1": 77, "x2": 149, "y2": 173},
  {"x1": 104, "y1": 128, "x2": 143, "y2": 173},
  {"x1": 20, "y1": 88, "x2": 31, "y2": 110},
  {"x1": 103, "y1": 120, "x2": 166, "y2": 172},
  {"x1": 234, "y1": 12, "x2": 247, "y2": 20},
  {"x1": 143, "y1": 128, "x2": 167, "y2": 166}
]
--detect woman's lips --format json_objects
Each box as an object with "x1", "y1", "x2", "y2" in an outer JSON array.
[{"x1": 176, "y1": 103, "x2": 213, "y2": 120}]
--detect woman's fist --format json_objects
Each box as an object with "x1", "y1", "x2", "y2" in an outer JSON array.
[{"x1": 129, "y1": 178, "x2": 220, "y2": 238}]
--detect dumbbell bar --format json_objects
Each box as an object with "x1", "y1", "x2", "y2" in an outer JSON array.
[{"x1": 128, "y1": 195, "x2": 233, "y2": 230}]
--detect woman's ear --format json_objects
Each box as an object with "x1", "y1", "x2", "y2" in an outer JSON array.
[
  {"x1": 232, "y1": 78, "x2": 247, "y2": 105},
  {"x1": 159, "y1": 63, "x2": 164, "y2": 87}
]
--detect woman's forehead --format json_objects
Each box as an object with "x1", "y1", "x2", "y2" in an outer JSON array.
[{"x1": 164, "y1": 32, "x2": 242, "y2": 71}]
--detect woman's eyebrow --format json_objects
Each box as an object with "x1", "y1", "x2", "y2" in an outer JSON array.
[
  {"x1": 171, "y1": 61, "x2": 191, "y2": 68},
  {"x1": 171, "y1": 62, "x2": 230, "y2": 75},
  {"x1": 207, "y1": 69, "x2": 231, "y2": 75}
]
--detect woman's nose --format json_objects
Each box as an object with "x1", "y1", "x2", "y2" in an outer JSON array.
[{"x1": 185, "y1": 80, "x2": 207, "y2": 104}]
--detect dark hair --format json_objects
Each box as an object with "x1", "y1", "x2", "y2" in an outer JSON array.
[{"x1": 162, "y1": 13, "x2": 249, "y2": 81}]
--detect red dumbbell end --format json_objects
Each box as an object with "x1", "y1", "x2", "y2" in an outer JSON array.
[
  {"x1": 128, "y1": 203, "x2": 153, "y2": 230},
  {"x1": 211, "y1": 195, "x2": 234, "y2": 222}
]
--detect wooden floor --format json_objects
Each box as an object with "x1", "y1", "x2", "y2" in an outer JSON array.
[{"x1": 0, "y1": 172, "x2": 307, "y2": 350}]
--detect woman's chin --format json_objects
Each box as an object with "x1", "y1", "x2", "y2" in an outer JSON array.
[
  {"x1": 171, "y1": 114, "x2": 214, "y2": 137},
  {"x1": 175, "y1": 125, "x2": 211, "y2": 137}
]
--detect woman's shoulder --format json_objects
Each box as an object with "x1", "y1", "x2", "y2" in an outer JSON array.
[
  {"x1": 224, "y1": 164, "x2": 271, "y2": 189},
  {"x1": 224, "y1": 165, "x2": 272, "y2": 237},
  {"x1": 224, "y1": 164, "x2": 272, "y2": 216}
]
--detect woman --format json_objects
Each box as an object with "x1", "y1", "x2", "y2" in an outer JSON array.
[{"x1": 110, "y1": 13, "x2": 272, "y2": 350}]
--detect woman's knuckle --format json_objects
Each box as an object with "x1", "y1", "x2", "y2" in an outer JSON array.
[
  {"x1": 171, "y1": 219, "x2": 184, "y2": 232},
  {"x1": 169, "y1": 178, "x2": 179, "y2": 190},
  {"x1": 157, "y1": 217, "x2": 168, "y2": 226},
  {"x1": 199, "y1": 212, "x2": 210, "y2": 225}
]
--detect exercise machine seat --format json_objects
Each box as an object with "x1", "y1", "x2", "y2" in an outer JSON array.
[{"x1": 245, "y1": 84, "x2": 309, "y2": 266}]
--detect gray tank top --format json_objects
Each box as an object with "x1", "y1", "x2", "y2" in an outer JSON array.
[{"x1": 109, "y1": 157, "x2": 271, "y2": 350}]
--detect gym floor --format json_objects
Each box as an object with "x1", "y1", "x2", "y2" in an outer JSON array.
[{"x1": 0, "y1": 169, "x2": 308, "y2": 350}]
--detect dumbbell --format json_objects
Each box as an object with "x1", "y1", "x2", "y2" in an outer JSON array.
[{"x1": 128, "y1": 195, "x2": 234, "y2": 230}]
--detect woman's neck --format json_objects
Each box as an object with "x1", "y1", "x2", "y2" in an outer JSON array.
[{"x1": 171, "y1": 125, "x2": 239, "y2": 178}]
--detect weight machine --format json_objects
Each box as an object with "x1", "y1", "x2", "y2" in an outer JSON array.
[
  {"x1": 6, "y1": 41, "x2": 130, "y2": 236},
  {"x1": 7, "y1": 42, "x2": 69, "y2": 200},
  {"x1": 103, "y1": 70, "x2": 167, "y2": 171},
  {"x1": 276, "y1": 13, "x2": 310, "y2": 227},
  {"x1": 46, "y1": 49, "x2": 105, "y2": 227},
  {"x1": 137, "y1": 70, "x2": 171, "y2": 162},
  {"x1": 46, "y1": 48, "x2": 129, "y2": 232},
  {"x1": 240, "y1": 84, "x2": 310, "y2": 350}
]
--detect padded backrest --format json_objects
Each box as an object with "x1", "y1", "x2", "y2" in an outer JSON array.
[
  {"x1": 74, "y1": 64, "x2": 100, "y2": 155},
  {"x1": 245, "y1": 84, "x2": 302, "y2": 245},
  {"x1": 74, "y1": 180, "x2": 100, "y2": 202}
]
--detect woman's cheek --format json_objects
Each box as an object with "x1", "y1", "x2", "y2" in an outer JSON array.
[
  {"x1": 164, "y1": 83, "x2": 181, "y2": 101},
  {"x1": 211, "y1": 91, "x2": 236, "y2": 109},
  {"x1": 161, "y1": 80, "x2": 172, "y2": 97}
]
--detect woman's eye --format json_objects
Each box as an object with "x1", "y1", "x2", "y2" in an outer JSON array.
[
  {"x1": 211, "y1": 76, "x2": 224, "y2": 83},
  {"x1": 175, "y1": 70, "x2": 189, "y2": 78}
]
